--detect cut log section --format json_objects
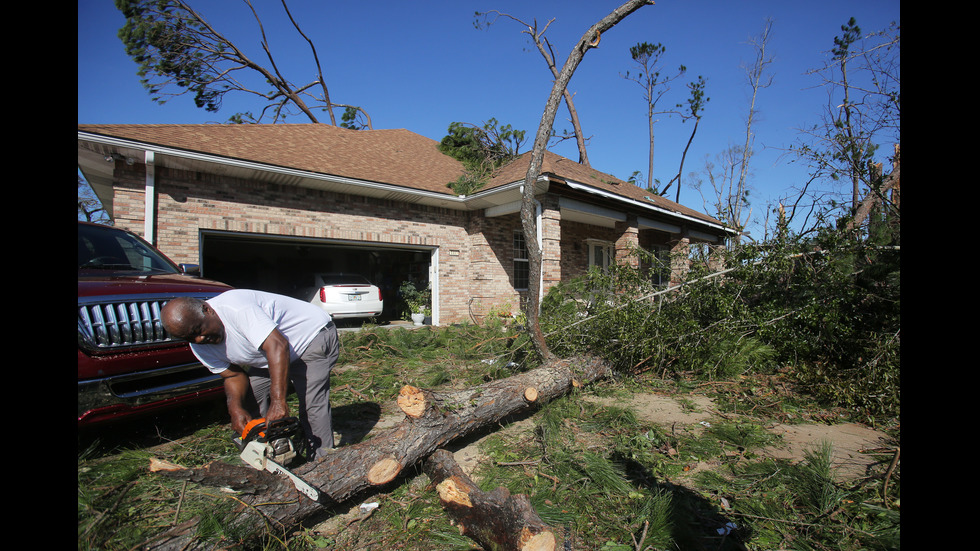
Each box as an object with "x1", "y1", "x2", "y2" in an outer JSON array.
[
  {"x1": 424, "y1": 448, "x2": 556, "y2": 551},
  {"x1": 147, "y1": 355, "x2": 612, "y2": 550},
  {"x1": 396, "y1": 381, "x2": 541, "y2": 419},
  {"x1": 299, "y1": 355, "x2": 611, "y2": 502}
]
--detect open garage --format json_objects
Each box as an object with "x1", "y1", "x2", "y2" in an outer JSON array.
[{"x1": 199, "y1": 231, "x2": 433, "y2": 324}]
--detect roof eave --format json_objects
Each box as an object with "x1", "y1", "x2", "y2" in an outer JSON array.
[
  {"x1": 77, "y1": 131, "x2": 469, "y2": 210},
  {"x1": 78, "y1": 131, "x2": 735, "y2": 238},
  {"x1": 560, "y1": 177, "x2": 737, "y2": 236}
]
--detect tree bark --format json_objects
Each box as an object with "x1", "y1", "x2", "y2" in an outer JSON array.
[
  {"x1": 519, "y1": 0, "x2": 655, "y2": 362},
  {"x1": 144, "y1": 355, "x2": 613, "y2": 550},
  {"x1": 423, "y1": 449, "x2": 556, "y2": 551},
  {"x1": 481, "y1": 11, "x2": 591, "y2": 166},
  {"x1": 846, "y1": 145, "x2": 900, "y2": 231}
]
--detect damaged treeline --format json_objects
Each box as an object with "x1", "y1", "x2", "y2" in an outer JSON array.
[{"x1": 539, "y1": 223, "x2": 900, "y2": 420}]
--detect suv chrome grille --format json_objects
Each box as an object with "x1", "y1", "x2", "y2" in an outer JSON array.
[{"x1": 78, "y1": 298, "x2": 174, "y2": 350}]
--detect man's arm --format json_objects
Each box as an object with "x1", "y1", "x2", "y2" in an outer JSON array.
[
  {"x1": 260, "y1": 328, "x2": 291, "y2": 423},
  {"x1": 220, "y1": 366, "x2": 252, "y2": 435}
]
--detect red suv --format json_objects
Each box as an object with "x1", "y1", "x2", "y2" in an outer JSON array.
[{"x1": 78, "y1": 221, "x2": 232, "y2": 426}]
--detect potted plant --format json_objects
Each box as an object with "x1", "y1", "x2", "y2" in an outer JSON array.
[{"x1": 399, "y1": 281, "x2": 431, "y2": 325}]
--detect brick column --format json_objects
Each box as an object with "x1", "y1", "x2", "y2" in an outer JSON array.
[
  {"x1": 708, "y1": 244, "x2": 727, "y2": 272},
  {"x1": 539, "y1": 196, "x2": 562, "y2": 296},
  {"x1": 615, "y1": 216, "x2": 640, "y2": 268},
  {"x1": 669, "y1": 236, "x2": 691, "y2": 286}
]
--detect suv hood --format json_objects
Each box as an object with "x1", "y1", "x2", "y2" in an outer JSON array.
[{"x1": 78, "y1": 273, "x2": 232, "y2": 298}]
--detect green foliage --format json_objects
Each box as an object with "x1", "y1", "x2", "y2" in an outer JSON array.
[
  {"x1": 114, "y1": 0, "x2": 354, "y2": 125},
  {"x1": 694, "y1": 439, "x2": 899, "y2": 550},
  {"x1": 438, "y1": 119, "x2": 526, "y2": 195},
  {"x1": 680, "y1": 74, "x2": 710, "y2": 118},
  {"x1": 629, "y1": 41, "x2": 667, "y2": 68},
  {"x1": 334, "y1": 322, "x2": 532, "y2": 405},
  {"x1": 708, "y1": 421, "x2": 776, "y2": 451},
  {"x1": 115, "y1": 0, "x2": 226, "y2": 112},
  {"x1": 78, "y1": 428, "x2": 241, "y2": 550},
  {"x1": 340, "y1": 106, "x2": 368, "y2": 130},
  {"x1": 78, "y1": 316, "x2": 898, "y2": 551},
  {"x1": 832, "y1": 17, "x2": 862, "y2": 60},
  {"x1": 792, "y1": 440, "x2": 846, "y2": 516},
  {"x1": 398, "y1": 280, "x2": 431, "y2": 316},
  {"x1": 539, "y1": 223, "x2": 900, "y2": 420},
  {"x1": 789, "y1": 17, "x2": 899, "y2": 225},
  {"x1": 439, "y1": 119, "x2": 525, "y2": 165}
]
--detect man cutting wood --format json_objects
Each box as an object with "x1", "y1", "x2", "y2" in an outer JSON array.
[{"x1": 161, "y1": 289, "x2": 339, "y2": 460}]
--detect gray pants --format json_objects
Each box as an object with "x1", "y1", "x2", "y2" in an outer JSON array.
[{"x1": 246, "y1": 323, "x2": 339, "y2": 459}]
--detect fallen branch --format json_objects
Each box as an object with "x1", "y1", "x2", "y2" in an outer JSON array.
[
  {"x1": 144, "y1": 354, "x2": 613, "y2": 550},
  {"x1": 882, "y1": 447, "x2": 900, "y2": 505},
  {"x1": 334, "y1": 383, "x2": 369, "y2": 401},
  {"x1": 423, "y1": 448, "x2": 556, "y2": 551}
]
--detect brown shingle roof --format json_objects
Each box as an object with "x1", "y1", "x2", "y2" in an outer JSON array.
[
  {"x1": 78, "y1": 123, "x2": 726, "y2": 228},
  {"x1": 77, "y1": 123, "x2": 465, "y2": 194},
  {"x1": 489, "y1": 150, "x2": 724, "y2": 227}
]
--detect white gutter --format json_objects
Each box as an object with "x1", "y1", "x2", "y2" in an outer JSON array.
[
  {"x1": 467, "y1": 180, "x2": 531, "y2": 204},
  {"x1": 562, "y1": 178, "x2": 736, "y2": 235},
  {"x1": 430, "y1": 248, "x2": 440, "y2": 326}
]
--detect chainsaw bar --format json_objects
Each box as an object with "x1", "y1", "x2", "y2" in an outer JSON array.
[
  {"x1": 240, "y1": 440, "x2": 321, "y2": 501},
  {"x1": 237, "y1": 416, "x2": 321, "y2": 502}
]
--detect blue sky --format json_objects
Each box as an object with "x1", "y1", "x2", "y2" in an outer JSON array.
[{"x1": 78, "y1": 0, "x2": 900, "y2": 238}]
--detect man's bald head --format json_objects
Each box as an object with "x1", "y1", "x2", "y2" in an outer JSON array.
[{"x1": 161, "y1": 297, "x2": 217, "y2": 342}]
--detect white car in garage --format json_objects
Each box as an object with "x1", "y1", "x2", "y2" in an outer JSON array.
[{"x1": 309, "y1": 273, "x2": 383, "y2": 320}]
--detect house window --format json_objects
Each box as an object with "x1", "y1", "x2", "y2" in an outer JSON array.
[
  {"x1": 644, "y1": 245, "x2": 671, "y2": 287},
  {"x1": 587, "y1": 240, "x2": 614, "y2": 272},
  {"x1": 513, "y1": 230, "x2": 529, "y2": 290}
]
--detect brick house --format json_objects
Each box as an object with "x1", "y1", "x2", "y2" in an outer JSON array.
[{"x1": 77, "y1": 124, "x2": 734, "y2": 325}]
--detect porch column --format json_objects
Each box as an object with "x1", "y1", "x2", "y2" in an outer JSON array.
[
  {"x1": 708, "y1": 244, "x2": 727, "y2": 272},
  {"x1": 669, "y1": 235, "x2": 691, "y2": 286},
  {"x1": 539, "y1": 195, "x2": 562, "y2": 296},
  {"x1": 615, "y1": 215, "x2": 640, "y2": 268}
]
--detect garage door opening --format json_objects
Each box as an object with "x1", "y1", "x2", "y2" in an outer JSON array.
[{"x1": 200, "y1": 231, "x2": 433, "y2": 324}]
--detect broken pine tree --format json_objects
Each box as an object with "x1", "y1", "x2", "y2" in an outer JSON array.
[{"x1": 145, "y1": 355, "x2": 613, "y2": 551}]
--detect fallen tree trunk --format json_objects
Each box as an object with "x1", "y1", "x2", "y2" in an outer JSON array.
[
  {"x1": 145, "y1": 355, "x2": 612, "y2": 550},
  {"x1": 424, "y1": 448, "x2": 556, "y2": 551}
]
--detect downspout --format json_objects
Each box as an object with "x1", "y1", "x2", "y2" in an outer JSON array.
[
  {"x1": 430, "y1": 247, "x2": 440, "y2": 326},
  {"x1": 143, "y1": 150, "x2": 156, "y2": 245},
  {"x1": 520, "y1": 185, "x2": 545, "y2": 304},
  {"x1": 535, "y1": 199, "x2": 543, "y2": 302}
]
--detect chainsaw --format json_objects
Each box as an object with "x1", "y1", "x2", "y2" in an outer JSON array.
[{"x1": 234, "y1": 417, "x2": 321, "y2": 501}]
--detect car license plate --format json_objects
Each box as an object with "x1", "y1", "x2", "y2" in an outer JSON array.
[{"x1": 348, "y1": 295, "x2": 361, "y2": 301}]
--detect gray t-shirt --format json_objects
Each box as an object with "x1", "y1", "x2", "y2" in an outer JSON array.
[{"x1": 191, "y1": 289, "x2": 331, "y2": 374}]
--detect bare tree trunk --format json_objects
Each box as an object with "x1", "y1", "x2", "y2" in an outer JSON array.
[
  {"x1": 143, "y1": 355, "x2": 613, "y2": 550},
  {"x1": 647, "y1": 93, "x2": 655, "y2": 190},
  {"x1": 846, "y1": 145, "x2": 899, "y2": 231},
  {"x1": 661, "y1": 112, "x2": 701, "y2": 202},
  {"x1": 477, "y1": 12, "x2": 591, "y2": 166},
  {"x1": 732, "y1": 18, "x2": 774, "y2": 241},
  {"x1": 532, "y1": 25, "x2": 591, "y2": 167},
  {"x1": 520, "y1": 0, "x2": 655, "y2": 361},
  {"x1": 564, "y1": 89, "x2": 590, "y2": 165}
]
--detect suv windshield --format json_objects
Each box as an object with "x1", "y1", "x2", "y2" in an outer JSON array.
[{"x1": 78, "y1": 223, "x2": 179, "y2": 274}]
